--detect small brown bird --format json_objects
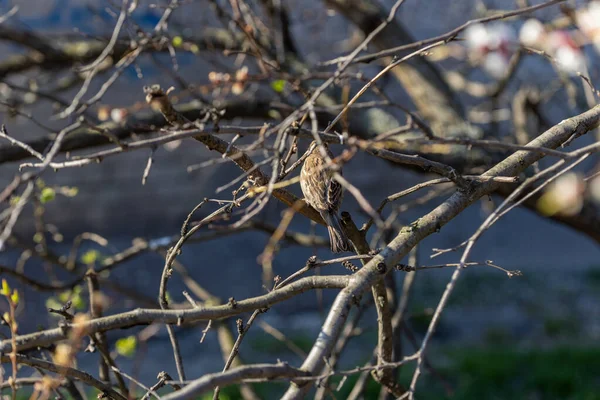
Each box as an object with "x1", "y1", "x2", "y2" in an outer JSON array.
[{"x1": 300, "y1": 141, "x2": 350, "y2": 253}]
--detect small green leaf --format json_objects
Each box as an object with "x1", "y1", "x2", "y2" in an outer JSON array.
[
  {"x1": 270, "y1": 79, "x2": 286, "y2": 93},
  {"x1": 58, "y1": 291, "x2": 71, "y2": 304},
  {"x1": 64, "y1": 187, "x2": 79, "y2": 197},
  {"x1": 9, "y1": 196, "x2": 20, "y2": 206},
  {"x1": 267, "y1": 109, "x2": 282, "y2": 120},
  {"x1": 53, "y1": 287, "x2": 85, "y2": 310},
  {"x1": 71, "y1": 293, "x2": 85, "y2": 310},
  {"x1": 172, "y1": 36, "x2": 183, "y2": 48},
  {"x1": 46, "y1": 297, "x2": 62, "y2": 311},
  {"x1": 40, "y1": 187, "x2": 56, "y2": 204},
  {"x1": 81, "y1": 250, "x2": 100, "y2": 265},
  {"x1": 115, "y1": 336, "x2": 137, "y2": 357},
  {"x1": 1, "y1": 279, "x2": 10, "y2": 296},
  {"x1": 10, "y1": 290, "x2": 19, "y2": 305},
  {"x1": 33, "y1": 232, "x2": 44, "y2": 243}
]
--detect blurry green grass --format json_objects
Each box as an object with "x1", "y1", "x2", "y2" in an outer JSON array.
[
  {"x1": 434, "y1": 346, "x2": 600, "y2": 400},
  {"x1": 333, "y1": 346, "x2": 600, "y2": 400}
]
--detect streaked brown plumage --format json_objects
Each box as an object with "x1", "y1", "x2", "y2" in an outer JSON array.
[{"x1": 300, "y1": 141, "x2": 350, "y2": 253}]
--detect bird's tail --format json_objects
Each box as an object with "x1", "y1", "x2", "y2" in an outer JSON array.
[{"x1": 323, "y1": 212, "x2": 351, "y2": 253}]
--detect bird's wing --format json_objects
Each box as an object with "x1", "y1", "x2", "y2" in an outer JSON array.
[
  {"x1": 300, "y1": 155, "x2": 329, "y2": 211},
  {"x1": 327, "y1": 177, "x2": 343, "y2": 213}
]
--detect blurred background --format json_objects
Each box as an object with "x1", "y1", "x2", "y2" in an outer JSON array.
[{"x1": 0, "y1": 0, "x2": 599, "y2": 398}]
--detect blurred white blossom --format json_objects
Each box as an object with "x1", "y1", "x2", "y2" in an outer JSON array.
[
  {"x1": 110, "y1": 108, "x2": 128, "y2": 124},
  {"x1": 547, "y1": 31, "x2": 586, "y2": 74},
  {"x1": 519, "y1": 19, "x2": 586, "y2": 75},
  {"x1": 464, "y1": 22, "x2": 517, "y2": 78},
  {"x1": 519, "y1": 18, "x2": 546, "y2": 47},
  {"x1": 577, "y1": 1, "x2": 600, "y2": 52},
  {"x1": 482, "y1": 52, "x2": 510, "y2": 79}
]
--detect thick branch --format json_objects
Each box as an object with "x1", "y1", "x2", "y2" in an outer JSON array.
[
  {"x1": 0, "y1": 275, "x2": 348, "y2": 353},
  {"x1": 160, "y1": 363, "x2": 309, "y2": 400},
  {"x1": 282, "y1": 105, "x2": 600, "y2": 399}
]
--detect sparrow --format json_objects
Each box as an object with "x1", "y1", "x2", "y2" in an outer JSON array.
[{"x1": 300, "y1": 141, "x2": 350, "y2": 253}]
